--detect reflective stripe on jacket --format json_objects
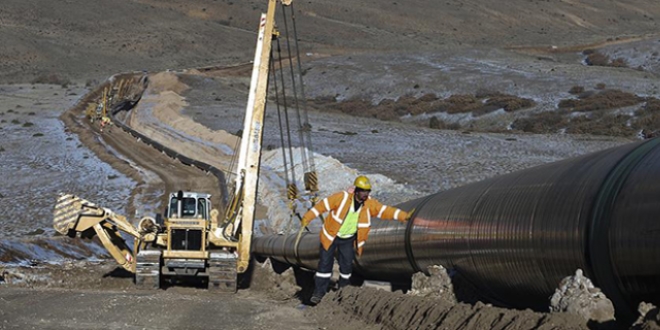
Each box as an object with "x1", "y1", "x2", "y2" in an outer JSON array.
[{"x1": 301, "y1": 191, "x2": 408, "y2": 255}]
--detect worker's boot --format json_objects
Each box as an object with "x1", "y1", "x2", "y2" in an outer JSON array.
[
  {"x1": 338, "y1": 278, "x2": 350, "y2": 289},
  {"x1": 310, "y1": 292, "x2": 323, "y2": 305}
]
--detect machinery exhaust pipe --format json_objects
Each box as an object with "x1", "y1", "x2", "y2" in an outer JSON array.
[{"x1": 253, "y1": 138, "x2": 660, "y2": 320}]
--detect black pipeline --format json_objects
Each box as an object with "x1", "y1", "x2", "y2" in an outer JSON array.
[{"x1": 253, "y1": 138, "x2": 660, "y2": 320}]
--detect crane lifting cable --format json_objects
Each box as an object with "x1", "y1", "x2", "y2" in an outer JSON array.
[
  {"x1": 269, "y1": 7, "x2": 322, "y2": 214},
  {"x1": 274, "y1": 38, "x2": 299, "y2": 202},
  {"x1": 280, "y1": 6, "x2": 309, "y2": 177},
  {"x1": 269, "y1": 52, "x2": 295, "y2": 201},
  {"x1": 283, "y1": 2, "x2": 318, "y2": 196}
]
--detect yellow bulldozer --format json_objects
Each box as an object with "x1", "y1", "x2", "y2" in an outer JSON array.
[{"x1": 54, "y1": 191, "x2": 240, "y2": 291}]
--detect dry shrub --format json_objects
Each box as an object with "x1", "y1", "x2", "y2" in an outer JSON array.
[
  {"x1": 311, "y1": 91, "x2": 535, "y2": 124},
  {"x1": 595, "y1": 83, "x2": 607, "y2": 90},
  {"x1": 429, "y1": 116, "x2": 444, "y2": 129},
  {"x1": 446, "y1": 94, "x2": 480, "y2": 114},
  {"x1": 377, "y1": 94, "x2": 431, "y2": 117},
  {"x1": 633, "y1": 112, "x2": 660, "y2": 133},
  {"x1": 335, "y1": 98, "x2": 369, "y2": 114},
  {"x1": 397, "y1": 94, "x2": 423, "y2": 114},
  {"x1": 485, "y1": 94, "x2": 535, "y2": 112},
  {"x1": 610, "y1": 58, "x2": 628, "y2": 68},
  {"x1": 583, "y1": 50, "x2": 628, "y2": 68},
  {"x1": 314, "y1": 95, "x2": 428, "y2": 121},
  {"x1": 511, "y1": 111, "x2": 565, "y2": 133},
  {"x1": 569, "y1": 86, "x2": 585, "y2": 94},
  {"x1": 557, "y1": 89, "x2": 643, "y2": 112},
  {"x1": 643, "y1": 98, "x2": 660, "y2": 114},
  {"x1": 398, "y1": 94, "x2": 418, "y2": 105},
  {"x1": 565, "y1": 114, "x2": 635, "y2": 136},
  {"x1": 337, "y1": 98, "x2": 399, "y2": 121},
  {"x1": 585, "y1": 52, "x2": 610, "y2": 66},
  {"x1": 418, "y1": 93, "x2": 439, "y2": 102},
  {"x1": 558, "y1": 99, "x2": 579, "y2": 109},
  {"x1": 407, "y1": 102, "x2": 437, "y2": 116},
  {"x1": 377, "y1": 99, "x2": 396, "y2": 108},
  {"x1": 429, "y1": 116, "x2": 461, "y2": 130}
]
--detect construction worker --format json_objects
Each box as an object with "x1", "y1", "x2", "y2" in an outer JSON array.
[
  {"x1": 301, "y1": 175, "x2": 411, "y2": 305},
  {"x1": 100, "y1": 116, "x2": 111, "y2": 133}
]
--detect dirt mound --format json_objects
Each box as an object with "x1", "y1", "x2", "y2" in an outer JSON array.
[
  {"x1": 146, "y1": 72, "x2": 190, "y2": 95},
  {"x1": 244, "y1": 259, "x2": 301, "y2": 301},
  {"x1": 128, "y1": 72, "x2": 240, "y2": 168},
  {"x1": 312, "y1": 286, "x2": 589, "y2": 330}
]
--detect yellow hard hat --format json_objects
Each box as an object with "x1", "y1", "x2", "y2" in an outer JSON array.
[{"x1": 354, "y1": 175, "x2": 372, "y2": 191}]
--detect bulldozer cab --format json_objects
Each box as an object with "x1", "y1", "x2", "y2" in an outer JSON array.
[{"x1": 167, "y1": 191, "x2": 211, "y2": 220}]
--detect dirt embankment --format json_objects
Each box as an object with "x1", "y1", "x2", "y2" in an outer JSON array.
[{"x1": 312, "y1": 286, "x2": 589, "y2": 330}]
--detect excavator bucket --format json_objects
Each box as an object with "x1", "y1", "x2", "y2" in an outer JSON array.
[
  {"x1": 53, "y1": 194, "x2": 138, "y2": 273},
  {"x1": 53, "y1": 194, "x2": 102, "y2": 235}
]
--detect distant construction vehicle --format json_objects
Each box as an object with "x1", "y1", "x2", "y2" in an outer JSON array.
[{"x1": 53, "y1": 0, "x2": 317, "y2": 291}]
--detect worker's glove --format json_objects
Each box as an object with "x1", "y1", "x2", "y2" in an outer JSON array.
[{"x1": 404, "y1": 208, "x2": 416, "y2": 222}]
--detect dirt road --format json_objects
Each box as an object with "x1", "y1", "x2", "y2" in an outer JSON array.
[
  {"x1": 0, "y1": 288, "x2": 316, "y2": 330},
  {"x1": 60, "y1": 107, "x2": 224, "y2": 219}
]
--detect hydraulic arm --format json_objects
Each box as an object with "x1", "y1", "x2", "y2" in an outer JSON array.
[{"x1": 53, "y1": 194, "x2": 159, "y2": 273}]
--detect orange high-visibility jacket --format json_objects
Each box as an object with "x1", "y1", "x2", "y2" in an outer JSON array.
[{"x1": 301, "y1": 191, "x2": 408, "y2": 256}]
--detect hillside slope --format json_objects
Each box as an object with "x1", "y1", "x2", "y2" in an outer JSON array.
[{"x1": 1, "y1": 0, "x2": 659, "y2": 83}]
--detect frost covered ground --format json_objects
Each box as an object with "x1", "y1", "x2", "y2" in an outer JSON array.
[{"x1": 0, "y1": 84, "x2": 135, "y2": 239}]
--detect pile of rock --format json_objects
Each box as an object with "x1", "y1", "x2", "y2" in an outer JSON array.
[{"x1": 549, "y1": 269, "x2": 615, "y2": 324}]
